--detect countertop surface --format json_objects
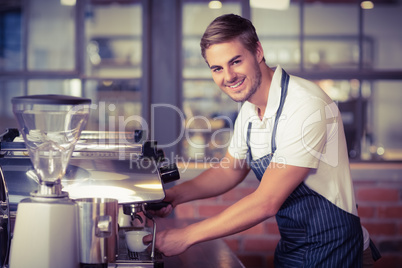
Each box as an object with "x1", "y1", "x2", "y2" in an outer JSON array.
[{"x1": 156, "y1": 218, "x2": 245, "y2": 268}]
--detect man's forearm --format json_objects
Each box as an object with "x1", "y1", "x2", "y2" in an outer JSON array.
[
  {"x1": 181, "y1": 189, "x2": 275, "y2": 247},
  {"x1": 180, "y1": 164, "x2": 310, "y2": 248},
  {"x1": 171, "y1": 160, "x2": 249, "y2": 206}
]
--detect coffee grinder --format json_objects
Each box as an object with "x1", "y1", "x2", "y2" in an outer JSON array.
[{"x1": 8, "y1": 95, "x2": 91, "y2": 268}]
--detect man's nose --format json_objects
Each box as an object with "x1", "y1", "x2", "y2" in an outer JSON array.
[{"x1": 224, "y1": 68, "x2": 236, "y2": 83}]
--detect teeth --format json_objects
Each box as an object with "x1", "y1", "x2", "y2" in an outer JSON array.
[{"x1": 230, "y1": 80, "x2": 243, "y2": 88}]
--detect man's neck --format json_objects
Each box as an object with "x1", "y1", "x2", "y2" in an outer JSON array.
[{"x1": 252, "y1": 63, "x2": 274, "y2": 120}]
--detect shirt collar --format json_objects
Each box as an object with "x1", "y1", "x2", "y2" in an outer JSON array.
[
  {"x1": 246, "y1": 65, "x2": 283, "y2": 120},
  {"x1": 264, "y1": 65, "x2": 283, "y2": 119},
  {"x1": 244, "y1": 65, "x2": 284, "y2": 123}
]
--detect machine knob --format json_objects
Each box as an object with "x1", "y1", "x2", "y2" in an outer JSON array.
[
  {"x1": 1, "y1": 128, "x2": 20, "y2": 142},
  {"x1": 134, "y1": 130, "x2": 144, "y2": 143},
  {"x1": 142, "y1": 141, "x2": 164, "y2": 162},
  {"x1": 159, "y1": 163, "x2": 180, "y2": 184}
]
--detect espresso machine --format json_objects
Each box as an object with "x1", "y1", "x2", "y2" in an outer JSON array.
[{"x1": 0, "y1": 95, "x2": 179, "y2": 268}]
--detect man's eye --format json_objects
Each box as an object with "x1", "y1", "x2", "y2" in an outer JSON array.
[
  {"x1": 212, "y1": 68, "x2": 222, "y2": 73},
  {"x1": 232, "y1": 60, "x2": 241, "y2": 65}
]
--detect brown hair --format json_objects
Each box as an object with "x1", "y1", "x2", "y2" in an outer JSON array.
[{"x1": 200, "y1": 14, "x2": 263, "y2": 61}]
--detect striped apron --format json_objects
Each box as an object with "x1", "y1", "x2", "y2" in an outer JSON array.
[{"x1": 246, "y1": 69, "x2": 364, "y2": 267}]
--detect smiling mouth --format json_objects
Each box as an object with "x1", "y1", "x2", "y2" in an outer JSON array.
[{"x1": 227, "y1": 78, "x2": 245, "y2": 89}]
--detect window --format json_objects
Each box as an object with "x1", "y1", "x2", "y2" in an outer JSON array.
[
  {"x1": 251, "y1": 0, "x2": 402, "y2": 161},
  {"x1": 0, "y1": 0, "x2": 144, "y2": 135},
  {"x1": 83, "y1": 1, "x2": 143, "y2": 132},
  {"x1": 1, "y1": 0, "x2": 401, "y2": 162},
  {"x1": 181, "y1": 0, "x2": 243, "y2": 161},
  {"x1": 28, "y1": 0, "x2": 76, "y2": 71}
]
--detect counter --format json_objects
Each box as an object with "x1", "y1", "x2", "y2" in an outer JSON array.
[{"x1": 157, "y1": 218, "x2": 245, "y2": 268}]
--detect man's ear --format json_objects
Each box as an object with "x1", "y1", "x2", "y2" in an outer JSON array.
[{"x1": 256, "y1": 41, "x2": 264, "y2": 63}]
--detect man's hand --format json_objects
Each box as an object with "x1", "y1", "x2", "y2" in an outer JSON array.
[
  {"x1": 147, "y1": 203, "x2": 174, "y2": 218},
  {"x1": 147, "y1": 188, "x2": 175, "y2": 217},
  {"x1": 143, "y1": 228, "x2": 191, "y2": 257}
]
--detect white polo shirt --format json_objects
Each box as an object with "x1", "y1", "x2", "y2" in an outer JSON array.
[{"x1": 228, "y1": 65, "x2": 369, "y2": 247}]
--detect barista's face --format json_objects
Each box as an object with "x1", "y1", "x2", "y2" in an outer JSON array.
[{"x1": 205, "y1": 39, "x2": 263, "y2": 103}]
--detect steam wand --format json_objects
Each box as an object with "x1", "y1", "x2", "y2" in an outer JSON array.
[{"x1": 141, "y1": 203, "x2": 157, "y2": 259}]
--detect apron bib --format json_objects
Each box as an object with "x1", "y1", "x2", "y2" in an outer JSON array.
[{"x1": 246, "y1": 69, "x2": 364, "y2": 267}]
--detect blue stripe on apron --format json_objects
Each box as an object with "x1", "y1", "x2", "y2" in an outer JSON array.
[{"x1": 246, "y1": 69, "x2": 365, "y2": 267}]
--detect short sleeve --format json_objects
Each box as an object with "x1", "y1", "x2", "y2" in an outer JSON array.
[{"x1": 272, "y1": 96, "x2": 338, "y2": 168}]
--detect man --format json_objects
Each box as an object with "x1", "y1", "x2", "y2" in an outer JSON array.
[{"x1": 145, "y1": 14, "x2": 380, "y2": 267}]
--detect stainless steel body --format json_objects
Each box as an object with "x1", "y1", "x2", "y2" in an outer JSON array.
[
  {"x1": 0, "y1": 157, "x2": 167, "y2": 210},
  {"x1": 77, "y1": 198, "x2": 119, "y2": 265},
  {"x1": 65, "y1": 157, "x2": 166, "y2": 204}
]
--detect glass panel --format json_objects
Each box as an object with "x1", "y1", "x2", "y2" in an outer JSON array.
[
  {"x1": 368, "y1": 80, "x2": 402, "y2": 161},
  {"x1": 251, "y1": 3, "x2": 301, "y2": 70},
  {"x1": 316, "y1": 79, "x2": 366, "y2": 159},
  {"x1": 316, "y1": 78, "x2": 402, "y2": 161},
  {"x1": 0, "y1": 80, "x2": 24, "y2": 132},
  {"x1": 83, "y1": 79, "x2": 142, "y2": 132},
  {"x1": 182, "y1": 1, "x2": 242, "y2": 160},
  {"x1": 182, "y1": 2, "x2": 242, "y2": 79},
  {"x1": 27, "y1": 0, "x2": 75, "y2": 71},
  {"x1": 182, "y1": 3, "x2": 242, "y2": 36},
  {"x1": 182, "y1": 80, "x2": 240, "y2": 160},
  {"x1": 25, "y1": 79, "x2": 142, "y2": 133},
  {"x1": 304, "y1": 3, "x2": 360, "y2": 70},
  {"x1": 0, "y1": 3, "x2": 23, "y2": 71},
  {"x1": 363, "y1": 1, "x2": 402, "y2": 70},
  {"x1": 303, "y1": 36, "x2": 372, "y2": 70},
  {"x1": 28, "y1": 79, "x2": 83, "y2": 96},
  {"x1": 85, "y1": 2, "x2": 142, "y2": 78}
]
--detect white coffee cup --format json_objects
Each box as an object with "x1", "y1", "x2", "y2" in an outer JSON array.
[{"x1": 125, "y1": 230, "x2": 151, "y2": 252}]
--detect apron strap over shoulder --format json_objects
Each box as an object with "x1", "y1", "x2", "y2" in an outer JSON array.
[
  {"x1": 246, "y1": 69, "x2": 290, "y2": 180},
  {"x1": 246, "y1": 68, "x2": 290, "y2": 162},
  {"x1": 271, "y1": 69, "x2": 289, "y2": 153}
]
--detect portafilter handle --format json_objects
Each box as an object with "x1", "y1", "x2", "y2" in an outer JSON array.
[
  {"x1": 144, "y1": 201, "x2": 171, "y2": 211},
  {"x1": 122, "y1": 202, "x2": 171, "y2": 216}
]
